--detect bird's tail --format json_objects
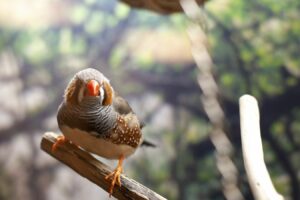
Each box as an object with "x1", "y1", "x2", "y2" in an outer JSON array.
[{"x1": 141, "y1": 140, "x2": 156, "y2": 148}]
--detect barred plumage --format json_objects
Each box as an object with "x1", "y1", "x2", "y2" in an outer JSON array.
[{"x1": 57, "y1": 97, "x2": 117, "y2": 137}]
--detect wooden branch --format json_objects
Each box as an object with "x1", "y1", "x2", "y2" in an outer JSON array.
[
  {"x1": 239, "y1": 95, "x2": 284, "y2": 200},
  {"x1": 40, "y1": 132, "x2": 167, "y2": 200}
]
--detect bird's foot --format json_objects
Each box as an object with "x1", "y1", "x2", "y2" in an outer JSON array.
[
  {"x1": 51, "y1": 135, "x2": 66, "y2": 152},
  {"x1": 105, "y1": 155, "x2": 124, "y2": 197},
  {"x1": 105, "y1": 165, "x2": 122, "y2": 195}
]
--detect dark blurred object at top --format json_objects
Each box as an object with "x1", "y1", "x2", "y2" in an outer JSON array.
[{"x1": 120, "y1": 0, "x2": 208, "y2": 14}]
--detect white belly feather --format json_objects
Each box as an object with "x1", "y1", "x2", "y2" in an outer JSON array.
[{"x1": 60, "y1": 125, "x2": 136, "y2": 159}]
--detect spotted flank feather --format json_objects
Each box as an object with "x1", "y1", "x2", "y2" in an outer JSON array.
[{"x1": 102, "y1": 115, "x2": 141, "y2": 148}]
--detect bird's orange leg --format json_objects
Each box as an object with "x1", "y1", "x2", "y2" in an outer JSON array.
[
  {"x1": 51, "y1": 135, "x2": 66, "y2": 152},
  {"x1": 105, "y1": 155, "x2": 125, "y2": 197}
]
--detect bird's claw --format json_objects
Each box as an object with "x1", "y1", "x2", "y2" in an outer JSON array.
[
  {"x1": 51, "y1": 135, "x2": 66, "y2": 152},
  {"x1": 105, "y1": 165, "x2": 123, "y2": 197}
]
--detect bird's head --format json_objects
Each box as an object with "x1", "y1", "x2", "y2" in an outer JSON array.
[{"x1": 64, "y1": 68, "x2": 114, "y2": 106}]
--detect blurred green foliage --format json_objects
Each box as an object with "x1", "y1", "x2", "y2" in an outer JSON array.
[{"x1": 0, "y1": 0, "x2": 299, "y2": 200}]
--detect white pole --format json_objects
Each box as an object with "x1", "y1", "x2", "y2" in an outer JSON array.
[{"x1": 239, "y1": 95, "x2": 284, "y2": 200}]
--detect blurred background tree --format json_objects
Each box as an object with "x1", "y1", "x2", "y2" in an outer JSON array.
[{"x1": 0, "y1": 0, "x2": 299, "y2": 199}]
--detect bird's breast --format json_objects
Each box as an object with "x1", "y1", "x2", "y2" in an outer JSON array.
[
  {"x1": 57, "y1": 101, "x2": 117, "y2": 137},
  {"x1": 60, "y1": 125, "x2": 136, "y2": 159}
]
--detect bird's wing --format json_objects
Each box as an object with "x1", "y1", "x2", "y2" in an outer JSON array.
[
  {"x1": 112, "y1": 93, "x2": 148, "y2": 128},
  {"x1": 112, "y1": 94, "x2": 133, "y2": 115}
]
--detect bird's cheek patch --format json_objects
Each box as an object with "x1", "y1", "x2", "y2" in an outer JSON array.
[{"x1": 102, "y1": 81, "x2": 113, "y2": 106}]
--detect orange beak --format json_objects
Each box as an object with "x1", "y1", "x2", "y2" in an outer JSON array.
[{"x1": 86, "y1": 80, "x2": 100, "y2": 96}]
